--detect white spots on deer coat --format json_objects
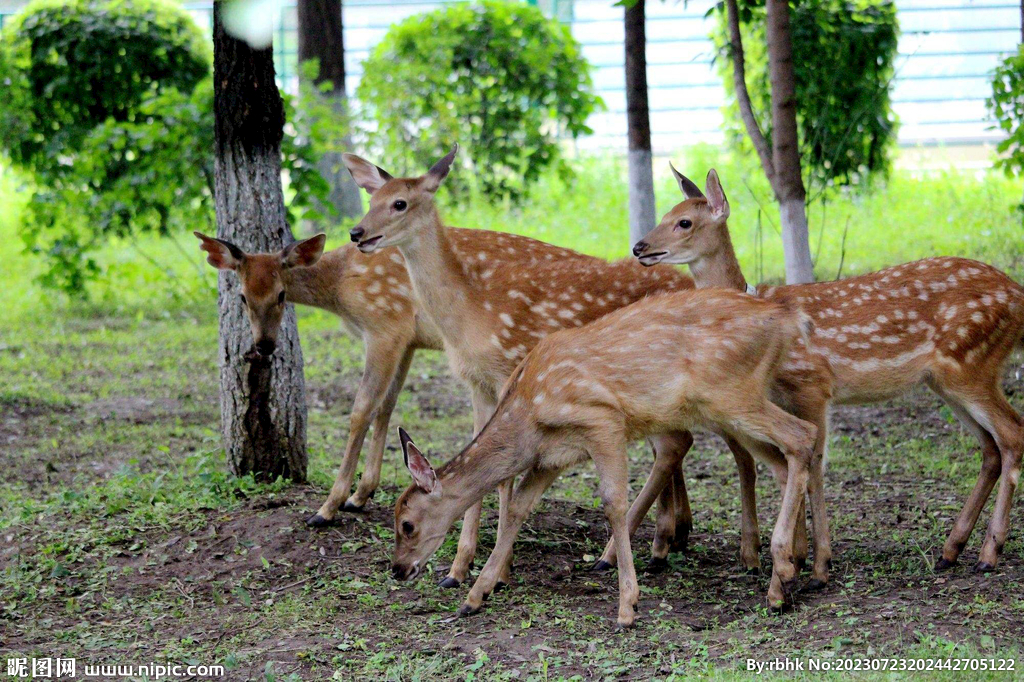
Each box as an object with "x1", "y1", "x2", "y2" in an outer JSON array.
[
  {"x1": 367, "y1": 281, "x2": 382, "y2": 295},
  {"x1": 374, "y1": 265, "x2": 385, "y2": 275},
  {"x1": 499, "y1": 313, "x2": 515, "y2": 327}
]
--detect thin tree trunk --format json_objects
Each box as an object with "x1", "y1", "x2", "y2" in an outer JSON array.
[
  {"x1": 727, "y1": 0, "x2": 814, "y2": 284},
  {"x1": 214, "y1": 5, "x2": 308, "y2": 481},
  {"x1": 624, "y1": 0, "x2": 656, "y2": 246},
  {"x1": 765, "y1": 0, "x2": 814, "y2": 283},
  {"x1": 297, "y1": 0, "x2": 362, "y2": 221}
]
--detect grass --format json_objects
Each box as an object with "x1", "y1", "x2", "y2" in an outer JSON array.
[{"x1": 1, "y1": 152, "x2": 1023, "y2": 679}]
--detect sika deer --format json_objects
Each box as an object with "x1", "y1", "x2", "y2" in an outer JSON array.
[
  {"x1": 633, "y1": 167, "x2": 1024, "y2": 573},
  {"x1": 391, "y1": 288, "x2": 819, "y2": 626},
  {"x1": 194, "y1": 227, "x2": 628, "y2": 526},
  {"x1": 343, "y1": 146, "x2": 698, "y2": 587}
]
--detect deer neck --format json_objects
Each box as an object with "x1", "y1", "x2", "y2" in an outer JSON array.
[
  {"x1": 281, "y1": 249, "x2": 345, "y2": 311},
  {"x1": 396, "y1": 209, "x2": 478, "y2": 339},
  {"x1": 689, "y1": 231, "x2": 749, "y2": 292},
  {"x1": 436, "y1": 403, "x2": 537, "y2": 518}
]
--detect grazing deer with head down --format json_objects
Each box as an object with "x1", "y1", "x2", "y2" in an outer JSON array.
[
  {"x1": 194, "y1": 226, "x2": 626, "y2": 527},
  {"x1": 343, "y1": 145, "x2": 699, "y2": 587},
  {"x1": 391, "y1": 288, "x2": 819, "y2": 626},
  {"x1": 632, "y1": 167, "x2": 1024, "y2": 574}
]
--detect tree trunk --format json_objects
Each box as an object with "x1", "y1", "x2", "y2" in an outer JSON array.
[
  {"x1": 624, "y1": 0, "x2": 656, "y2": 246},
  {"x1": 297, "y1": 0, "x2": 362, "y2": 221},
  {"x1": 214, "y1": 5, "x2": 308, "y2": 481},
  {"x1": 765, "y1": 0, "x2": 814, "y2": 283}
]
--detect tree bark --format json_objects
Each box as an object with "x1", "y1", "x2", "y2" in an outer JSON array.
[
  {"x1": 214, "y1": 4, "x2": 308, "y2": 481},
  {"x1": 297, "y1": 0, "x2": 362, "y2": 221},
  {"x1": 624, "y1": 0, "x2": 656, "y2": 246},
  {"x1": 727, "y1": 0, "x2": 814, "y2": 283},
  {"x1": 765, "y1": 0, "x2": 813, "y2": 283}
]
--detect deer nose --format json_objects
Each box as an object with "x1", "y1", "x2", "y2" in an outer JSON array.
[
  {"x1": 349, "y1": 226, "x2": 365, "y2": 242},
  {"x1": 255, "y1": 339, "x2": 276, "y2": 356},
  {"x1": 632, "y1": 241, "x2": 649, "y2": 257},
  {"x1": 391, "y1": 563, "x2": 406, "y2": 580}
]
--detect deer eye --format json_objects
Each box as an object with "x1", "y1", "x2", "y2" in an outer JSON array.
[
  {"x1": 239, "y1": 293, "x2": 247, "y2": 305},
  {"x1": 278, "y1": 291, "x2": 286, "y2": 305},
  {"x1": 677, "y1": 219, "x2": 692, "y2": 230},
  {"x1": 401, "y1": 521, "x2": 415, "y2": 536},
  {"x1": 393, "y1": 199, "x2": 407, "y2": 211}
]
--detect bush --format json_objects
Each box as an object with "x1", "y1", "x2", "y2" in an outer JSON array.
[
  {"x1": 0, "y1": 1, "x2": 334, "y2": 297},
  {"x1": 357, "y1": 0, "x2": 601, "y2": 200},
  {"x1": 714, "y1": 0, "x2": 900, "y2": 193},
  {"x1": 0, "y1": 0, "x2": 210, "y2": 178},
  {"x1": 988, "y1": 45, "x2": 1024, "y2": 182}
]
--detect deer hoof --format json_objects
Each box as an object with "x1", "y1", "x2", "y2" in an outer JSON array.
[
  {"x1": 645, "y1": 556, "x2": 668, "y2": 574},
  {"x1": 341, "y1": 501, "x2": 366, "y2": 513},
  {"x1": 457, "y1": 603, "x2": 480, "y2": 618},
  {"x1": 305, "y1": 514, "x2": 333, "y2": 528},
  {"x1": 438, "y1": 576, "x2": 461, "y2": 589},
  {"x1": 493, "y1": 580, "x2": 509, "y2": 593},
  {"x1": 934, "y1": 557, "x2": 957, "y2": 571},
  {"x1": 592, "y1": 559, "x2": 614, "y2": 572},
  {"x1": 973, "y1": 561, "x2": 995, "y2": 573},
  {"x1": 804, "y1": 578, "x2": 827, "y2": 592}
]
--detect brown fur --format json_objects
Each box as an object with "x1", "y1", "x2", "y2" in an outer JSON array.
[
  {"x1": 635, "y1": 168, "x2": 1024, "y2": 573},
  {"x1": 391, "y1": 289, "x2": 819, "y2": 625},
  {"x1": 344, "y1": 149, "x2": 696, "y2": 585}
]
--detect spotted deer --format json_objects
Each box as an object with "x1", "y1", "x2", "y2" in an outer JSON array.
[
  {"x1": 194, "y1": 227, "x2": 620, "y2": 527},
  {"x1": 343, "y1": 145, "x2": 698, "y2": 588},
  {"x1": 391, "y1": 288, "x2": 819, "y2": 626},
  {"x1": 632, "y1": 167, "x2": 1024, "y2": 574}
]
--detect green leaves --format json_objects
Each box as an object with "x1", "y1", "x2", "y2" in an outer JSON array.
[
  {"x1": 356, "y1": 0, "x2": 602, "y2": 202},
  {"x1": 987, "y1": 45, "x2": 1024, "y2": 186},
  {"x1": 713, "y1": 0, "x2": 900, "y2": 193}
]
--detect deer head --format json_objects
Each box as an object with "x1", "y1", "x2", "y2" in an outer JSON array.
[
  {"x1": 342, "y1": 145, "x2": 458, "y2": 254},
  {"x1": 632, "y1": 167, "x2": 731, "y2": 267},
  {"x1": 391, "y1": 427, "x2": 453, "y2": 581},
  {"x1": 194, "y1": 231, "x2": 326, "y2": 358}
]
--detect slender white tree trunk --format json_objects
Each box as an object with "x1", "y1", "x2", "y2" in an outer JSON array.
[
  {"x1": 627, "y1": 149, "x2": 656, "y2": 245},
  {"x1": 779, "y1": 197, "x2": 814, "y2": 284}
]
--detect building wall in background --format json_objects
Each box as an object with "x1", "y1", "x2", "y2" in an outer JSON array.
[{"x1": 1, "y1": 0, "x2": 1017, "y2": 150}]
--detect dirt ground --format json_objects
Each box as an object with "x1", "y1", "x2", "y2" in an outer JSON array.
[{"x1": 1, "y1": 316, "x2": 1023, "y2": 680}]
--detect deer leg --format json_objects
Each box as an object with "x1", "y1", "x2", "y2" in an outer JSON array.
[
  {"x1": 441, "y1": 389, "x2": 497, "y2": 587},
  {"x1": 730, "y1": 403, "x2": 817, "y2": 610},
  {"x1": 346, "y1": 347, "x2": 415, "y2": 509},
  {"x1": 596, "y1": 431, "x2": 692, "y2": 572},
  {"x1": 724, "y1": 436, "x2": 761, "y2": 572},
  {"x1": 930, "y1": 385, "x2": 1004, "y2": 569},
  {"x1": 669, "y1": 458, "x2": 694, "y2": 553},
  {"x1": 969, "y1": 392, "x2": 1023, "y2": 570},
  {"x1": 495, "y1": 477, "x2": 514, "y2": 586},
  {"x1": 308, "y1": 337, "x2": 407, "y2": 526},
  {"x1": 459, "y1": 467, "x2": 561, "y2": 617},
  {"x1": 803, "y1": 405, "x2": 832, "y2": 588},
  {"x1": 650, "y1": 432, "x2": 694, "y2": 570},
  {"x1": 589, "y1": 431, "x2": 640, "y2": 629}
]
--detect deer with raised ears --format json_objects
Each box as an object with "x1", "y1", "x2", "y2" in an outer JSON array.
[
  {"x1": 194, "y1": 226, "x2": 610, "y2": 528},
  {"x1": 342, "y1": 145, "x2": 699, "y2": 588},
  {"x1": 391, "y1": 288, "x2": 820, "y2": 626},
  {"x1": 633, "y1": 166, "x2": 1024, "y2": 574}
]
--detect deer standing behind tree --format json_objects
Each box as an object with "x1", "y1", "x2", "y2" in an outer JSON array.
[
  {"x1": 632, "y1": 167, "x2": 1024, "y2": 573},
  {"x1": 390, "y1": 287, "x2": 820, "y2": 627},
  {"x1": 194, "y1": 227, "x2": 639, "y2": 526},
  {"x1": 343, "y1": 146, "x2": 707, "y2": 588}
]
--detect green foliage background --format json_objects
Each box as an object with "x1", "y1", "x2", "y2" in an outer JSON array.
[
  {"x1": 988, "y1": 45, "x2": 1024, "y2": 182},
  {"x1": 357, "y1": 0, "x2": 601, "y2": 200},
  {"x1": 713, "y1": 0, "x2": 900, "y2": 193}
]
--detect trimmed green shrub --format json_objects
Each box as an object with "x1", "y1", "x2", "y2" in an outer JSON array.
[
  {"x1": 988, "y1": 45, "x2": 1024, "y2": 181},
  {"x1": 357, "y1": 0, "x2": 601, "y2": 200}
]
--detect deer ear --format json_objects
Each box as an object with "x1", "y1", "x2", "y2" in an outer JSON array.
[
  {"x1": 282, "y1": 233, "x2": 326, "y2": 268},
  {"x1": 705, "y1": 169, "x2": 730, "y2": 219},
  {"x1": 670, "y1": 163, "x2": 704, "y2": 200},
  {"x1": 422, "y1": 144, "x2": 458, "y2": 193},
  {"x1": 399, "y1": 428, "x2": 439, "y2": 495},
  {"x1": 194, "y1": 231, "x2": 244, "y2": 270},
  {"x1": 342, "y1": 153, "x2": 393, "y2": 195}
]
